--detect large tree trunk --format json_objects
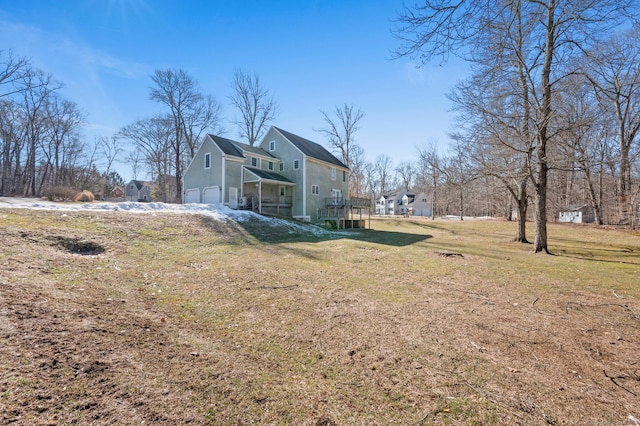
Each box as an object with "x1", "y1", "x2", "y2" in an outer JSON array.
[
  {"x1": 533, "y1": 158, "x2": 549, "y2": 253},
  {"x1": 515, "y1": 179, "x2": 529, "y2": 243},
  {"x1": 533, "y1": 0, "x2": 555, "y2": 254},
  {"x1": 584, "y1": 165, "x2": 603, "y2": 225}
]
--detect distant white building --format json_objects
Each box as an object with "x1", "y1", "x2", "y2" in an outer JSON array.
[
  {"x1": 375, "y1": 190, "x2": 431, "y2": 217},
  {"x1": 558, "y1": 205, "x2": 594, "y2": 223}
]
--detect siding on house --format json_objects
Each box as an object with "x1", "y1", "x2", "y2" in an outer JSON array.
[
  {"x1": 259, "y1": 128, "x2": 306, "y2": 218},
  {"x1": 183, "y1": 127, "x2": 350, "y2": 223},
  {"x1": 183, "y1": 135, "x2": 245, "y2": 204},
  {"x1": 260, "y1": 127, "x2": 349, "y2": 222}
]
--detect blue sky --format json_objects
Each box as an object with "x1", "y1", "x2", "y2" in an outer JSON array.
[{"x1": 0, "y1": 0, "x2": 469, "y2": 181}]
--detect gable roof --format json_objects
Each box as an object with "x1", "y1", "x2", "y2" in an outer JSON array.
[
  {"x1": 273, "y1": 127, "x2": 348, "y2": 169},
  {"x1": 233, "y1": 140, "x2": 276, "y2": 159},
  {"x1": 129, "y1": 180, "x2": 152, "y2": 190},
  {"x1": 244, "y1": 167, "x2": 295, "y2": 184},
  {"x1": 209, "y1": 135, "x2": 245, "y2": 158}
]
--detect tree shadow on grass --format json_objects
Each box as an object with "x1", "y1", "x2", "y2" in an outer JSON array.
[{"x1": 200, "y1": 215, "x2": 431, "y2": 247}]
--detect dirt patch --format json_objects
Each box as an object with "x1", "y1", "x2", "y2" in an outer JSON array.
[{"x1": 46, "y1": 235, "x2": 106, "y2": 255}]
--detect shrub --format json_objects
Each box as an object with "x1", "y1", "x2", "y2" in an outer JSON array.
[
  {"x1": 74, "y1": 190, "x2": 95, "y2": 202},
  {"x1": 42, "y1": 186, "x2": 77, "y2": 202}
]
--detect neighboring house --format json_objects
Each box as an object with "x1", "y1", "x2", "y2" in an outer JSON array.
[
  {"x1": 125, "y1": 180, "x2": 152, "y2": 202},
  {"x1": 111, "y1": 186, "x2": 124, "y2": 199},
  {"x1": 376, "y1": 190, "x2": 415, "y2": 215},
  {"x1": 182, "y1": 126, "x2": 351, "y2": 224},
  {"x1": 559, "y1": 205, "x2": 594, "y2": 223},
  {"x1": 411, "y1": 192, "x2": 432, "y2": 217}
]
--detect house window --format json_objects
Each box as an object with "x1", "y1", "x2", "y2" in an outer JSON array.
[
  {"x1": 279, "y1": 163, "x2": 284, "y2": 172},
  {"x1": 204, "y1": 153, "x2": 211, "y2": 169},
  {"x1": 331, "y1": 167, "x2": 336, "y2": 181},
  {"x1": 268, "y1": 161, "x2": 273, "y2": 170},
  {"x1": 343, "y1": 171, "x2": 347, "y2": 182},
  {"x1": 269, "y1": 141, "x2": 275, "y2": 151},
  {"x1": 311, "y1": 184, "x2": 319, "y2": 195},
  {"x1": 251, "y1": 157, "x2": 257, "y2": 167},
  {"x1": 294, "y1": 159, "x2": 300, "y2": 169}
]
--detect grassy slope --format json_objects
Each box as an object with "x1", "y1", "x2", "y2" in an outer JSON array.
[{"x1": 1, "y1": 210, "x2": 639, "y2": 425}]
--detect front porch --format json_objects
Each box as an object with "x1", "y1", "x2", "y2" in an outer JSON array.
[{"x1": 241, "y1": 167, "x2": 295, "y2": 218}]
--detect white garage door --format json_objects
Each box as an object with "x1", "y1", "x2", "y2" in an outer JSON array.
[
  {"x1": 184, "y1": 188, "x2": 200, "y2": 204},
  {"x1": 203, "y1": 186, "x2": 220, "y2": 204}
]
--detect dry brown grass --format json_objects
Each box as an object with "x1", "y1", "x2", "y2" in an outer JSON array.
[
  {"x1": 0, "y1": 209, "x2": 639, "y2": 425},
  {"x1": 74, "y1": 190, "x2": 95, "y2": 202}
]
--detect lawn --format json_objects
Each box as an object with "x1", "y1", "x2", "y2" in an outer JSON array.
[{"x1": 1, "y1": 208, "x2": 639, "y2": 425}]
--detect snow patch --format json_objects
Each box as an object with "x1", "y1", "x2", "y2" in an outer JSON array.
[{"x1": 0, "y1": 198, "x2": 335, "y2": 236}]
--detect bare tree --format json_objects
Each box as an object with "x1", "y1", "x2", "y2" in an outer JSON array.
[
  {"x1": 347, "y1": 144, "x2": 366, "y2": 196},
  {"x1": 448, "y1": 67, "x2": 534, "y2": 242},
  {"x1": 0, "y1": 51, "x2": 29, "y2": 99},
  {"x1": 417, "y1": 143, "x2": 441, "y2": 220},
  {"x1": 0, "y1": 99, "x2": 21, "y2": 195},
  {"x1": 362, "y1": 161, "x2": 379, "y2": 208},
  {"x1": 394, "y1": 0, "x2": 637, "y2": 253},
  {"x1": 374, "y1": 154, "x2": 396, "y2": 197},
  {"x1": 395, "y1": 160, "x2": 415, "y2": 191},
  {"x1": 99, "y1": 135, "x2": 122, "y2": 178},
  {"x1": 316, "y1": 103, "x2": 365, "y2": 167},
  {"x1": 229, "y1": 69, "x2": 278, "y2": 146},
  {"x1": 441, "y1": 138, "x2": 478, "y2": 220},
  {"x1": 39, "y1": 94, "x2": 84, "y2": 192},
  {"x1": 583, "y1": 26, "x2": 640, "y2": 224},
  {"x1": 118, "y1": 116, "x2": 174, "y2": 202},
  {"x1": 150, "y1": 68, "x2": 222, "y2": 200},
  {"x1": 19, "y1": 68, "x2": 62, "y2": 196}
]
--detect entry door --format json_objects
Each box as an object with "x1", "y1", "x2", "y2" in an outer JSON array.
[
  {"x1": 279, "y1": 186, "x2": 286, "y2": 204},
  {"x1": 228, "y1": 187, "x2": 238, "y2": 209},
  {"x1": 331, "y1": 189, "x2": 342, "y2": 205}
]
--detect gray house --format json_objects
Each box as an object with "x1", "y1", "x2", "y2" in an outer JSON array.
[
  {"x1": 182, "y1": 127, "x2": 351, "y2": 223},
  {"x1": 125, "y1": 180, "x2": 152, "y2": 202}
]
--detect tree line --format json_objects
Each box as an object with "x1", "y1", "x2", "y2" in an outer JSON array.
[
  {"x1": 3, "y1": 0, "x2": 639, "y2": 240},
  {"x1": 0, "y1": 51, "x2": 121, "y2": 199},
  {"x1": 384, "y1": 0, "x2": 640, "y2": 249}
]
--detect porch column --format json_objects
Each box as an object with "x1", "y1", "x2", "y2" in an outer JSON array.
[{"x1": 258, "y1": 182, "x2": 262, "y2": 214}]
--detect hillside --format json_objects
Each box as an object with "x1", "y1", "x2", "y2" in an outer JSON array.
[{"x1": 1, "y1": 204, "x2": 639, "y2": 425}]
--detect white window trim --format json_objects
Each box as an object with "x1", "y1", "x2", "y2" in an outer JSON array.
[
  {"x1": 294, "y1": 159, "x2": 300, "y2": 169},
  {"x1": 204, "y1": 152, "x2": 211, "y2": 169},
  {"x1": 331, "y1": 167, "x2": 336, "y2": 181},
  {"x1": 269, "y1": 140, "x2": 276, "y2": 151},
  {"x1": 311, "y1": 184, "x2": 319, "y2": 195}
]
